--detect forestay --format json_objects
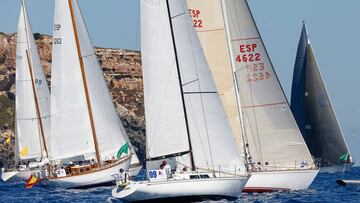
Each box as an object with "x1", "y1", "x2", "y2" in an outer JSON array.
[
  {"x1": 291, "y1": 24, "x2": 351, "y2": 166},
  {"x1": 142, "y1": 0, "x2": 245, "y2": 173},
  {"x1": 15, "y1": 1, "x2": 50, "y2": 161},
  {"x1": 51, "y1": 0, "x2": 128, "y2": 161}
]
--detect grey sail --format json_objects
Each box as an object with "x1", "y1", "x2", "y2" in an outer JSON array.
[{"x1": 291, "y1": 24, "x2": 352, "y2": 168}]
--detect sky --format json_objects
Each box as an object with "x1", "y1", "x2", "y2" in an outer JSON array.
[{"x1": 1, "y1": 0, "x2": 360, "y2": 165}]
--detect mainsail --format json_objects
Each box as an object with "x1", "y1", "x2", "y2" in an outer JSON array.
[
  {"x1": 187, "y1": 0, "x2": 314, "y2": 169},
  {"x1": 50, "y1": 0, "x2": 130, "y2": 162},
  {"x1": 142, "y1": 0, "x2": 245, "y2": 173},
  {"x1": 15, "y1": 0, "x2": 50, "y2": 161},
  {"x1": 291, "y1": 24, "x2": 351, "y2": 166}
]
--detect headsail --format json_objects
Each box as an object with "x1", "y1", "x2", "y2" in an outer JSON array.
[
  {"x1": 51, "y1": 0, "x2": 129, "y2": 162},
  {"x1": 188, "y1": 0, "x2": 314, "y2": 169},
  {"x1": 291, "y1": 24, "x2": 351, "y2": 166},
  {"x1": 15, "y1": 0, "x2": 50, "y2": 161},
  {"x1": 142, "y1": 0, "x2": 245, "y2": 173}
]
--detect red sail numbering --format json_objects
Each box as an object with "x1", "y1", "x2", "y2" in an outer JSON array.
[
  {"x1": 235, "y1": 43, "x2": 271, "y2": 83},
  {"x1": 189, "y1": 9, "x2": 203, "y2": 28}
]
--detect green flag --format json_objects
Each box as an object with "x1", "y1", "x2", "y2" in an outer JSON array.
[
  {"x1": 339, "y1": 153, "x2": 349, "y2": 161},
  {"x1": 117, "y1": 142, "x2": 129, "y2": 158}
]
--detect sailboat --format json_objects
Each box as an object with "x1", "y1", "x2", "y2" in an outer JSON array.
[
  {"x1": 291, "y1": 23, "x2": 353, "y2": 173},
  {"x1": 1, "y1": 0, "x2": 51, "y2": 182},
  {"x1": 187, "y1": 0, "x2": 319, "y2": 192},
  {"x1": 42, "y1": 0, "x2": 136, "y2": 188},
  {"x1": 112, "y1": 0, "x2": 249, "y2": 201}
]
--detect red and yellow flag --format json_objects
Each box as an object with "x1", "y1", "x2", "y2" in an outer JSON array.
[{"x1": 26, "y1": 175, "x2": 39, "y2": 189}]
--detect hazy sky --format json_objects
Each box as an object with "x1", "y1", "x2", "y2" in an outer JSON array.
[{"x1": 1, "y1": 0, "x2": 360, "y2": 165}]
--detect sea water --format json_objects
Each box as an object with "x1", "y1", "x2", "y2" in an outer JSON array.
[{"x1": 1, "y1": 167, "x2": 360, "y2": 202}]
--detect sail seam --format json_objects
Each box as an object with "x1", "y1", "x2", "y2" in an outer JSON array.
[
  {"x1": 231, "y1": 37, "x2": 260, "y2": 41},
  {"x1": 183, "y1": 91, "x2": 217, "y2": 94},
  {"x1": 242, "y1": 101, "x2": 287, "y2": 109}
]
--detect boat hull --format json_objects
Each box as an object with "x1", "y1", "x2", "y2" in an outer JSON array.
[
  {"x1": 319, "y1": 163, "x2": 353, "y2": 173},
  {"x1": 243, "y1": 169, "x2": 319, "y2": 192},
  {"x1": 1, "y1": 169, "x2": 38, "y2": 181},
  {"x1": 112, "y1": 176, "x2": 248, "y2": 202},
  {"x1": 336, "y1": 179, "x2": 360, "y2": 187},
  {"x1": 47, "y1": 157, "x2": 131, "y2": 188}
]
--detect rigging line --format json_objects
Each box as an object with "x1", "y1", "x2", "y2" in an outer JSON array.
[
  {"x1": 183, "y1": 91, "x2": 217, "y2": 94},
  {"x1": 234, "y1": 1, "x2": 264, "y2": 163},
  {"x1": 220, "y1": 0, "x2": 252, "y2": 166},
  {"x1": 171, "y1": 12, "x2": 186, "y2": 19},
  {"x1": 225, "y1": 0, "x2": 262, "y2": 162},
  {"x1": 68, "y1": 0, "x2": 101, "y2": 164},
  {"x1": 22, "y1": 1, "x2": 48, "y2": 159},
  {"x1": 183, "y1": 1, "x2": 214, "y2": 172},
  {"x1": 182, "y1": 78, "x2": 198, "y2": 86},
  {"x1": 166, "y1": 0, "x2": 195, "y2": 170}
]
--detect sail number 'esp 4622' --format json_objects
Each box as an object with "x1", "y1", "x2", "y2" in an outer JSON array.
[{"x1": 235, "y1": 43, "x2": 271, "y2": 83}]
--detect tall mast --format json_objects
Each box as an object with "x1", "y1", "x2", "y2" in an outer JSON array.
[
  {"x1": 165, "y1": 0, "x2": 195, "y2": 171},
  {"x1": 22, "y1": 0, "x2": 48, "y2": 158},
  {"x1": 220, "y1": 0, "x2": 251, "y2": 168},
  {"x1": 68, "y1": 0, "x2": 101, "y2": 164}
]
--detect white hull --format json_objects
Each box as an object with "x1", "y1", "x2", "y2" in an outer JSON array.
[
  {"x1": 319, "y1": 163, "x2": 353, "y2": 173},
  {"x1": 1, "y1": 169, "x2": 38, "y2": 181},
  {"x1": 1, "y1": 171, "x2": 19, "y2": 181},
  {"x1": 336, "y1": 179, "x2": 360, "y2": 187},
  {"x1": 48, "y1": 157, "x2": 131, "y2": 188},
  {"x1": 112, "y1": 176, "x2": 248, "y2": 202},
  {"x1": 244, "y1": 169, "x2": 319, "y2": 192}
]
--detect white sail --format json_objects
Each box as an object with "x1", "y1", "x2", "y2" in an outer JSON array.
[
  {"x1": 223, "y1": 0, "x2": 313, "y2": 168},
  {"x1": 51, "y1": 0, "x2": 128, "y2": 161},
  {"x1": 15, "y1": 1, "x2": 50, "y2": 160},
  {"x1": 141, "y1": 0, "x2": 190, "y2": 159},
  {"x1": 142, "y1": 0, "x2": 245, "y2": 173},
  {"x1": 188, "y1": 0, "x2": 314, "y2": 169},
  {"x1": 187, "y1": 0, "x2": 244, "y2": 153}
]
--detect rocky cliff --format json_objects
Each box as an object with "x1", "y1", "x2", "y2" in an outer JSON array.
[{"x1": 0, "y1": 32, "x2": 145, "y2": 166}]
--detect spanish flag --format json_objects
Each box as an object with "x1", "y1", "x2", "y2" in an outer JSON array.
[{"x1": 26, "y1": 175, "x2": 39, "y2": 189}]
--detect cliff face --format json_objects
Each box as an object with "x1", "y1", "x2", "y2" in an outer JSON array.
[{"x1": 0, "y1": 32, "x2": 145, "y2": 166}]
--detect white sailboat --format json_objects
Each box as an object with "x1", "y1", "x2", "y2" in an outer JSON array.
[
  {"x1": 187, "y1": 0, "x2": 319, "y2": 192},
  {"x1": 291, "y1": 23, "x2": 353, "y2": 173},
  {"x1": 1, "y1": 0, "x2": 51, "y2": 182},
  {"x1": 112, "y1": 0, "x2": 248, "y2": 201},
  {"x1": 43, "y1": 0, "x2": 135, "y2": 188}
]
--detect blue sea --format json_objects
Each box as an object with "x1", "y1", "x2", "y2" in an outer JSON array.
[{"x1": 1, "y1": 167, "x2": 360, "y2": 202}]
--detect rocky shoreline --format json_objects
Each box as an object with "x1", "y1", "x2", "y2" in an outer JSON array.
[{"x1": 0, "y1": 32, "x2": 145, "y2": 166}]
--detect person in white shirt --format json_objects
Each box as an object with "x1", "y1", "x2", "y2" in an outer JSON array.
[{"x1": 161, "y1": 160, "x2": 171, "y2": 178}]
